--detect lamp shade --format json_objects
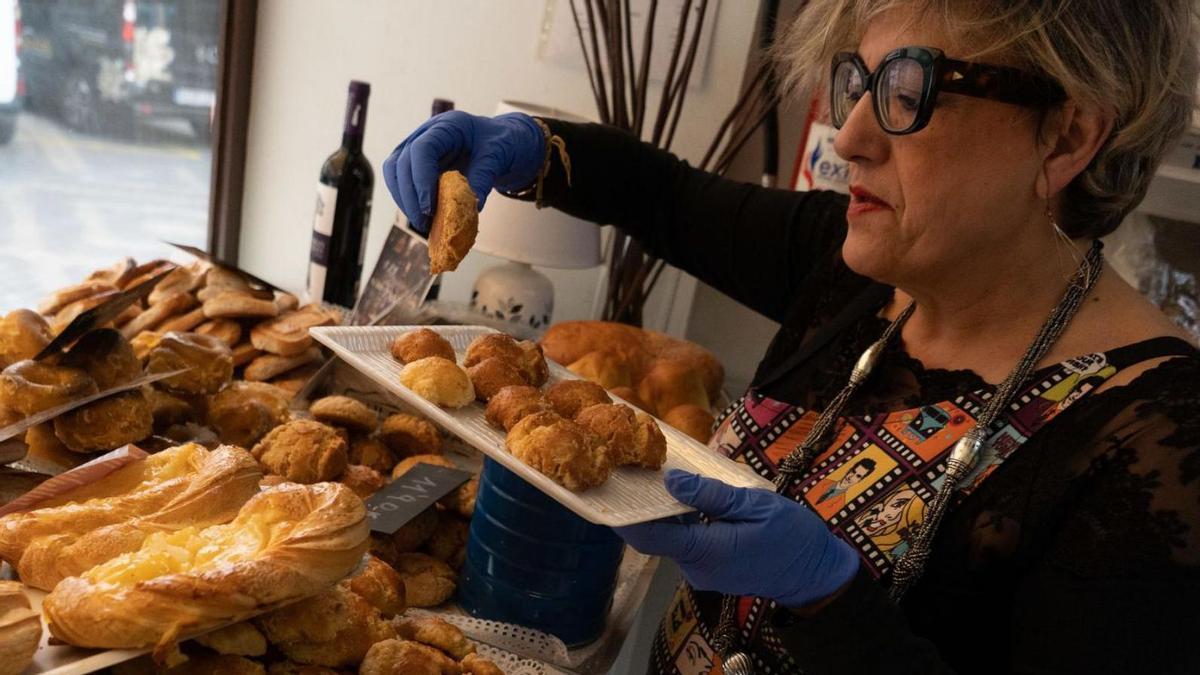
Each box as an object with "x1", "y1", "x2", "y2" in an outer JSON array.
[{"x1": 473, "y1": 101, "x2": 603, "y2": 269}]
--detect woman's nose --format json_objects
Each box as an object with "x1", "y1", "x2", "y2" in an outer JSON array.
[{"x1": 833, "y1": 92, "x2": 889, "y2": 165}]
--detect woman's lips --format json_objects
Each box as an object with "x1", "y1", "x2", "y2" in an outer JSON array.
[{"x1": 848, "y1": 186, "x2": 893, "y2": 216}]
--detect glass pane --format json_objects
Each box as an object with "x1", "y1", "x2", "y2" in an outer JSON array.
[{"x1": 0, "y1": 0, "x2": 220, "y2": 311}]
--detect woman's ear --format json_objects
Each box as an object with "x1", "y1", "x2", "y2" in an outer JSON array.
[{"x1": 1036, "y1": 101, "x2": 1114, "y2": 200}]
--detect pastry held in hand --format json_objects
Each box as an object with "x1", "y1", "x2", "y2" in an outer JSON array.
[
  {"x1": 0, "y1": 443, "x2": 262, "y2": 591},
  {"x1": 427, "y1": 170, "x2": 479, "y2": 274},
  {"x1": 43, "y1": 481, "x2": 369, "y2": 651}
]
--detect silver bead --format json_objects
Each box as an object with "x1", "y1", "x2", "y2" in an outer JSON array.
[
  {"x1": 948, "y1": 428, "x2": 984, "y2": 477},
  {"x1": 723, "y1": 651, "x2": 755, "y2": 675},
  {"x1": 850, "y1": 340, "x2": 885, "y2": 385}
]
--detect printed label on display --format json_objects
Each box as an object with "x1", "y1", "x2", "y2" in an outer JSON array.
[
  {"x1": 307, "y1": 182, "x2": 338, "y2": 302},
  {"x1": 365, "y1": 463, "x2": 472, "y2": 534},
  {"x1": 795, "y1": 121, "x2": 851, "y2": 194}
]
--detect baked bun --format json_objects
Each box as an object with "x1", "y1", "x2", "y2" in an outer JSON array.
[
  {"x1": 0, "y1": 581, "x2": 40, "y2": 675},
  {"x1": 379, "y1": 413, "x2": 441, "y2": 458},
  {"x1": 0, "y1": 359, "x2": 98, "y2": 416},
  {"x1": 309, "y1": 395, "x2": 376, "y2": 434},
  {"x1": 393, "y1": 552, "x2": 457, "y2": 607},
  {"x1": 0, "y1": 310, "x2": 52, "y2": 369},
  {"x1": 44, "y1": 482, "x2": 369, "y2": 651},
  {"x1": 466, "y1": 356, "x2": 526, "y2": 402},
  {"x1": 349, "y1": 436, "x2": 396, "y2": 473},
  {"x1": 399, "y1": 357, "x2": 474, "y2": 409},
  {"x1": 393, "y1": 615, "x2": 474, "y2": 660},
  {"x1": 663, "y1": 403, "x2": 716, "y2": 443},
  {"x1": 567, "y1": 351, "x2": 633, "y2": 389},
  {"x1": 630, "y1": 411, "x2": 668, "y2": 470},
  {"x1": 207, "y1": 381, "x2": 291, "y2": 448},
  {"x1": 390, "y1": 328, "x2": 456, "y2": 364},
  {"x1": 52, "y1": 389, "x2": 153, "y2": 453},
  {"x1": 0, "y1": 443, "x2": 261, "y2": 590},
  {"x1": 256, "y1": 584, "x2": 394, "y2": 668},
  {"x1": 636, "y1": 359, "x2": 710, "y2": 418},
  {"x1": 252, "y1": 419, "x2": 348, "y2": 483},
  {"x1": 506, "y1": 411, "x2": 610, "y2": 491},
  {"x1": 424, "y1": 511, "x2": 469, "y2": 568},
  {"x1": 545, "y1": 379, "x2": 612, "y2": 419},
  {"x1": 427, "y1": 170, "x2": 479, "y2": 274},
  {"x1": 340, "y1": 464, "x2": 385, "y2": 499},
  {"x1": 360, "y1": 638, "x2": 460, "y2": 675},
  {"x1": 342, "y1": 554, "x2": 406, "y2": 617},
  {"x1": 645, "y1": 330, "x2": 724, "y2": 402},
  {"x1": 61, "y1": 328, "x2": 141, "y2": 389},
  {"x1": 147, "y1": 332, "x2": 234, "y2": 395},
  {"x1": 608, "y1": 385, "x2": 651, "y2": 413},
  {"x1": 463, "y1": 333, "x2": 523, "y2": 369},
  {"x1": 540, "y1": 321, "x2": 649, "y2": 373},
  {"x1": 574, "y1": 403, "x2": 637, "y2": 466},
  {"x1": 250, "y1": 305, "x2": 338, "y2": 357},
  {"x1": 485, "y1": 385, "x2": 551, "y2": 432}
]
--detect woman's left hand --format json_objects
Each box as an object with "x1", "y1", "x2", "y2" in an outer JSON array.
[{"x1": 614, "y1": 470, "x2": 861, "y2": 609}]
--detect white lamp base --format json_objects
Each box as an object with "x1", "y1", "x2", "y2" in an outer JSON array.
[{"x1": 471, "y1": 261, "x2": 555, "y2": 331}]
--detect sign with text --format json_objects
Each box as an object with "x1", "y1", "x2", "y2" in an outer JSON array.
[{"x1": 365, "y1": 463, "x2": 472, "y2": 535}]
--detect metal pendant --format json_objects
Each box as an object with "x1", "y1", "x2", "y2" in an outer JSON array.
[{"x1": 723, "y1": 651, "x2": 754, "y2": 675}]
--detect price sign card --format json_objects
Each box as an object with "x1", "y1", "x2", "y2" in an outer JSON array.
[{"x1": 365, "y1": 463, "x2": 472, "y2": 534}]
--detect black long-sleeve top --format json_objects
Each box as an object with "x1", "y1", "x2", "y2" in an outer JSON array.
[{"x1": 523, "y1": 119, "x2": 1200, "y2": 674}]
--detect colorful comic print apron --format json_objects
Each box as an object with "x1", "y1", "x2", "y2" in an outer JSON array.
[{"x1": 648, "y1": 340, "x2": 1184, "y2": 675}]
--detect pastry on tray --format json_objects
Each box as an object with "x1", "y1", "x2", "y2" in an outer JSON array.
[
  {"x1": 484, "y1": 385, "x2": 551, "y2": 432},
  {"x1": 399, "y1": 357, "x2": 474, "y2": 409},
  {"x1": 43, "y1": 482, "x2": 369, "y2": 651},
  {"x1": 389, "y1": 328, "x2": 455, "y2": 365},
  {"x1": 505, "y1": 411, "x2": 611, "y2": 492},
  {"x1": 0, "y1": 443, "x2": 261, "y2": 590}
]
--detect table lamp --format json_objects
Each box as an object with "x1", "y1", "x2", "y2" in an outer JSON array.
[{"x1": 469, "y1": 101, "x2": 602, "y2": 331}]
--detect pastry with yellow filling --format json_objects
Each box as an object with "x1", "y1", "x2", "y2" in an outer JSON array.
[{"x1": 43, "y1": 482, "x2": 369, "y2": 651}]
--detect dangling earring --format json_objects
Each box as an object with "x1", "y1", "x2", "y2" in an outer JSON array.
[{"x1": 1047, "y1": 202, "x2": 1091, "y2": 285}]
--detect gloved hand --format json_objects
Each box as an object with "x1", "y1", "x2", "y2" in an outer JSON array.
[
  {"x1": 615, "y1": 469, "x2": 861, "y2": 609},
  {"x1": 382, "y1": 110, "x2": 546, "y2": 233}
]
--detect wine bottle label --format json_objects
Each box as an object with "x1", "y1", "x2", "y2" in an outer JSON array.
[{"x1": 307, "y1": 182, "x2": 339, "y2": 303}]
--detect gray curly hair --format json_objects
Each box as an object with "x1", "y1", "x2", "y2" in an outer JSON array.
[{"x1": 774, "y1": 0, "x2": 1199, "y2": 238}]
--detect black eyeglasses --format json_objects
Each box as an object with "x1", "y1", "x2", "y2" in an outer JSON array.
[{"x1": 830, "y1": 46, "x2": 1067, "y2": 135}]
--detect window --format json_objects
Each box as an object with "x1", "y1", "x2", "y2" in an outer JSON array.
[{"x1": 0, "y1": 0, "x2": 221, "y2": 310}]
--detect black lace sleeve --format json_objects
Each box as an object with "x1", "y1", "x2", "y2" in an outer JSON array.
[{"x1": 772, "y1": 355, "x2": 1200, "y2": 674}]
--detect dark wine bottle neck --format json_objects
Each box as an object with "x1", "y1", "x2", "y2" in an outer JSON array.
[
  {"x1": 341, "y1": 81, "x2": 370, "y2": 154},
  {"x1": 341, "y1": 132, "x2": 363, "y2": 153}
]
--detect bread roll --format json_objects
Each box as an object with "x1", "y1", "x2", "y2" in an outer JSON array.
[
  {"x1": 399, "y1": 357, "x2": 474, "y2": 409},
  {"x1": 256, "y1": 584, "x2": 394, "y2": 668},
  {"x1": 0, "y1": 443, "x2": 261, "y2": 590},
  {"x1": 390, "y1": 328, "x2": 455, "y2": 364},
  {"x1": 43, "y1": 482, "x2": 369, "y2": 651},
  {"x1": 427, "y1": 170, "x2": 479, "y2": 274},
  {"x1": 568, "y1": 351, "x2": 634, "y2": 389},
  {"x1": 636, "y1": 359, "x2": 710, "y2": 418},
  {"x1": 251, "y1": 419, "x2": 348, "y2": 484},
  {"x1": 309, "y1": 395, "x2": 376, "y2": 434}
]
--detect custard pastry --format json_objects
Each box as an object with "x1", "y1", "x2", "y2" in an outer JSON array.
[{"x1": 43, "y1": 482, "x2": 369, "y2": 651}]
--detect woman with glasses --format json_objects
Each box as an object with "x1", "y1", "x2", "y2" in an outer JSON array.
[{"x1": 383, "y1": 1, "x2": 1199, "y2": 672}]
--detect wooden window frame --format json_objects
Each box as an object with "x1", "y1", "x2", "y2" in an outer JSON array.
[{"x1": 207, "y1": 0, "x2": 257, "y2": 264}]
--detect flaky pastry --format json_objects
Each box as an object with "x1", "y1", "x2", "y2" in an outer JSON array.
[
  {"x1": 427, "y1": 170, "x2": 479, "y2": 274},
  {"x1": 147, "y1": 332, "x2": 234, "y2": 395},
  {"x1": 252, "y1": 419, "x2": 348, "y2": 484},
  {"x1": 0, "y1": 581, "x2": 40, "y2": 675},
  {"x1": 630, "y1": 411, "x2": 668, "y2": 470},
  {"x1": 399, "y1": 357, "x2": 474, "y2": 409},
  {"x1": 378, "y1": 413, "x2": 441, "y2": 458},
  {"x1": 341, "y1": 554, "x2": 407, "y2": 617},
  {"x1": 506, "y1": 411, "x2": 611, "y2": 491},
  {"x1": 340, "y1": 464, "x2": 385, "y2": 499},
  {"x1": 43, "y1": 482, "x2": 369, "y2": 651},
  {"x1": 574, "y1": 403, "x2": 636, "y2": 466},
  {"x1": 390, "y1": 328, "x2": 456, "y2": 364},
  {"x1": 256, "y1": 584, "x2": 394, "y2": 668},
  {"x1": 393, "y1": 615, "x2": 474, "y2": 660},
  {"x1": 52, "y1": 389, "x2": 153, "y2": 453},
  {"x1": 0, "y1": 443, "x2": 261, "y2": 590},
  {"x1": 207, "y1": 381, "x2": 291, "y2": 448}
]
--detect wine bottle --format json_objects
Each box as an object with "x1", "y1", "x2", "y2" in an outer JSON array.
[
  {"x1": 422, "y1": 98, "x2": 454, "y2": 302},
  {"x1": 308, "y1": 80, "x2": 374, "y2": 309}
]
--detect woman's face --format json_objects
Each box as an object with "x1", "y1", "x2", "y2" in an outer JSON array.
[{"x1": 833, "y1": 8, "x2": 1048, "y2": 288}]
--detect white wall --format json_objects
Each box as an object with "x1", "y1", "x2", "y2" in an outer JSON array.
[{"x1": 239, "y1": 0, "x2": 761, "y2": 335}]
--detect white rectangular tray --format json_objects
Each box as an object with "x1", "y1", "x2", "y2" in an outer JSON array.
[{"x1": 310, "y1": 325, "x2": 773, "y2": 526}]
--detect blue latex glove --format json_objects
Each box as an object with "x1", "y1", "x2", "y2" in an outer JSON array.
[
  {"x1": 382, "y1": 110, "x2": 546, "y2": 233},
  {"x1": 615, "y1": 469, "x2": 861, "y2": 609}
]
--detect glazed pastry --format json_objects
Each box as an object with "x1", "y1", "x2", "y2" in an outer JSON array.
[
  {"x1": 391, "y1": 506, "x2": 438, "y2": 553},
  {"x1": 349, "y1": 436, "x2": 396, "y2": 473},
  {"x1": 250, "y1": 305, "x2": 338, "y2": 357},
  {"x1": 662, "y1": 403, "x2": 716, "y2": 443},
  {"x1": 399, "y1": 357, "x2": 474, "y2": 409},
  {"x1": 545, "y1": 379, "x2": 612, "y2": 420},
  {"x1": 43, "y1": 482, "x2": 369, "y2": 651},
  {"x1": 243, "y1": 347, "x2": 321, "y2": 382},
  {"x1": 427, "y1": 170, "x2": 479, "y2": 274},
  {"x1": 195, "y1": 319, "x2": 243, "y2": 347},
  {"x1": 378, "y1": 413, "x2": 442, "y2": 458},
  {"x1": 0, "y1": 359, "x2": 98, "y2": 416},
  {"x1": 630, "y1": 411, "x2": 668, "y2": 470},
  {"x1": 389, "y1": 328, "x2": 456, "y2": 364},
  {"x1": 52, "y1": 389, "x2": 153, "y2": 453},
  {"x1": 146, "y1": 332, "x2": 234, "y2": 395},
  {"x1": 484, "y1": 385, "x2": 551, "y2": 432},
  {"x1": 207, "y1": 381, "x2": 291, "y2": 448},
  {"x1": 461, "y1": 654, "x2": 506, "y2": 675},
  {"x1": 0, "y1": 443, "x2": 261, "y2": 590},
  {"x1": 193, "y1": 621, "x2": 268, "y2": 657},
  {"x1": 309, "y1": 395, "x2": 376, "y2": 434},
  {"x1": 0, "y1": 310, "x2": 52, "y2": 368},
  {"x1": 393, "y1": 615, "x2": 475, "y2": 660},
  {"x1": 0, "y1": 581, "x2": 40, "y2": 675},
  {"x1": 61, "y1": 328, "x2": 141, "y2": 389},
  {"x1": 340, "y1": 464, "x2": 385, "y2": 499},
  {"x1": 251, "y1": 419, "x2": 348, "y2": 483},
  {"x1": 393, "y1": 552, "x2": 457, "y2": 607},
  {"x1": 202, "y1": 291, "x2": 279, "y2": 320},
  {"x1": 341, "y1": 554, "x2": 407, "y2": 617},
  {"x1": 574, "y1": 403, "x2": 637, "y2": 466},
  {"x1": 120, "y1": 291, "x2": 197, "y2": 339},
  {"x1": 360, "y1": 638, "x2": 462, "y2": 675},
  {"x1": 255, "y1": 584, "x2": 395, "y2": 668},
  {"x1": 506, "y1": 411, "x2": 611, "y2": 491},
  {"x1": 466, "y1": 357, "x2": 527, "y2": 402},
  {"x1": 424, "y1": 511, "x2": 469, "y2": 569}
]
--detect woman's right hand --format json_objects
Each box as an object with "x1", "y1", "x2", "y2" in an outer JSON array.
[{"x1": 382, "y1": 111, "x2": 546, "y2": 233}]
